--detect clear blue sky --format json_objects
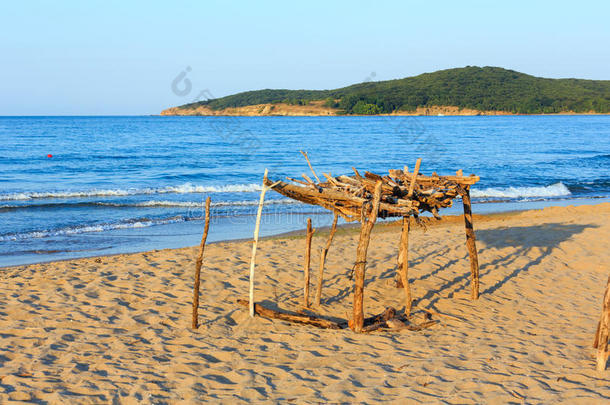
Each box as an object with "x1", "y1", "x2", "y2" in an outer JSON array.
[{"x1": 1, "y1": 0, "x2": 609, "y2": 115}]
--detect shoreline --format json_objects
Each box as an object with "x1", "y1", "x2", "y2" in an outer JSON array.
[
  {"x1": 2, "y1": 196, "x2": 609, "y2": 270},
  {"x1": 1, "y1": 202, "x2": 608, "y2": 402}
]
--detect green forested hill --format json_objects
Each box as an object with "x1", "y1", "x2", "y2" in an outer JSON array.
[{"x1": 177, "y1": 66, "x2": 610, "y2": 114}]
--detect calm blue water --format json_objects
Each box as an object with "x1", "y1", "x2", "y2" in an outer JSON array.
[{"x1": 1, "y1": 115, "x2": 609, "y2": 267}]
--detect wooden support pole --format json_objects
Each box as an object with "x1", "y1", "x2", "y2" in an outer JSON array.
[
  {"x1": 303, "y1": 218, "x2": 315, "y2": 308},
  {"x1": 249, "y1": 169, "x2": 269, "y2": 317},
  {"x1": 352, "y1": 181, "x2": 383, "y2": 333},
  {"x1": 314, "y1": 212, "x2": 338, "y2": 306},
  {"x1": 192, "y1": 197, "x2": 211, "y2": 329},
  {"x1": 397, "y1": 216, "x2": 412, "y2": 316},
  {"x1": 593, "y1": 275, "x2": 610, "y2": 371},
  {"x1": 461, "y1": 186, "x2": 480, "y2": 300}
]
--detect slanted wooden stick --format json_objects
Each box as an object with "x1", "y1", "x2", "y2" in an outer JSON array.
[
  {"x1": 249, "y1": 169, "x2": 270, "y2": 317},
  {"x1": 314, "y1": 212, "x2": 338, "y2": 306},
  {"x1": 461, "y1": 185, "x2": 480, "y2": 300},
  {"x1": 303, "y1": 218, "x2": 315, "y2": 308},
  {"x1": 593, "y1": 275, "x2": 610, "y2": 371},
  {"x1": 352, "y1": 181, "x2": 383, "y2": 333},
  {"x1": 192, "y1": 197, "x2": 211, "y2": 329},
  {"x1": 397, "y1": 216, "x2": 412, "y2": 316},
  {"x1": 300, "y1": 150, "x2": 321, "y2": 183},
  {"x1": 407, "y1": 158, "x2": 422, "y2": 197}
]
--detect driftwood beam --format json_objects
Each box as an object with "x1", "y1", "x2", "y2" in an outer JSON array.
[{"x1": 265, "y1": 179, "x2": 414, "y2": 219}]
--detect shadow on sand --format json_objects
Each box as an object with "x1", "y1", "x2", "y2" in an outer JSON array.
[
  {"x1": 476, "y1": 222, "x2": 597, "y2": 295},
  {"x1": 410, "y1": 222, "x2": 597, "y2": 309}
]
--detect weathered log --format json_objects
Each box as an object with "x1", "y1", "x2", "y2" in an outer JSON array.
[
  {"x1": 397, "y1": 216, "x2": 413, "y2": 316},
  {"x1": 461, "y1": 186, "x2": 480, "y2": 300},
  {"x1": 303, "y1": 218, "x2": 315, "y2": 308},
  {"x1": 192, "y1": 197, "x2": 211, "y2": 329},
  {"x1": 237, "y1": 299, "x2": 341, "y2": 329},
  {"x1": 314, "y1": 212, "x2": 338, "y2": 306},
  {"x1": 352, "y1": 181, "x2": 383, "y2": 333},
  {"x1": 593, "y1": 275, "x2": 610, "y2": 371}
]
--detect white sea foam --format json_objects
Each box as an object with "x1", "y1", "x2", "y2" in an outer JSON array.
[
  {"x1": 132, "y1": 199, "x2": 298, "y2": 208},
  {"x1": 0, "y1": 217, "x2": 184, "y2": 241},
  {"x1": 470, "y1": 182, "x2": 571, "y2": 199},
  {"x1": 0, "y1": 183, "x2": 263, "y2": 201},
  {"x1": 0, "y1": 198, "x2": 300, "y2": 210}
]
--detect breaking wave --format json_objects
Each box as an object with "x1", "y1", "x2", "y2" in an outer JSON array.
[
  {"x1": 0, "y1": 183, "x2": 263, "y2": 201},
  {"x1": 0, "y1": 217, "x2": 185, "y2": 241},
  {"x1": 470, "y1": 182, "x2": 571, "y2": 199},
  {"x1": 0, "y1": 199, "x2": 298, "y2": 211}
]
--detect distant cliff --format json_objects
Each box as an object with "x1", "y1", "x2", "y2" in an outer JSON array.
[{"x1": 162, "y1": 66, "x2": 610, "y2": 116}]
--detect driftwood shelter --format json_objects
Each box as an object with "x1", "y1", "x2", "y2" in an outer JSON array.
[{"x1": 245, "y1": 155, "x2": 481, "y2": 333}]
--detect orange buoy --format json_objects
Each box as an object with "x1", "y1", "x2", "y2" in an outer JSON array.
[{"x1": 47, "y1": 154, "x2": 53, "y2": 158}]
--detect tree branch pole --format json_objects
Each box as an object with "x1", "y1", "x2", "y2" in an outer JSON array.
[
  {"x1": 461, "y1": 185, "x2": 480, "y2": 300},
  {"x1": 192, "y1": 197, "x2": 211, "y2": 329},
  {"x1": 249, "y1": 169, "x2": 270, "y2": 317},
  {"x1": 315, "y1": 212, "x2": 338, "y2": 306},
  {"x1": 303, "y1": 218, "x2": 315, "y2": 308},
  {"x1": 352, "y1": 181, "x2": 383, "y2": 333}
]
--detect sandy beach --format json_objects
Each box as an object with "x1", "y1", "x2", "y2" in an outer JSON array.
[{"x1": 1, "y1": 202, "x2": 609, "y2": 403}]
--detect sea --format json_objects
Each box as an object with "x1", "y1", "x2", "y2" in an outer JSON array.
[{"x1": 1, "y1": 115, "x2": 609, "y2": 267}]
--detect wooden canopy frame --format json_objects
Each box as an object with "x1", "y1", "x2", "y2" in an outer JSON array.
[{"x1": 248, "y1": 156, "x2": 481, "y2": 333}]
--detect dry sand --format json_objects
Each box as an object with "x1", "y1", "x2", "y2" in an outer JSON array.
[{"x1": 1, "y1": 203, "x2": 609, "y2": 403}]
